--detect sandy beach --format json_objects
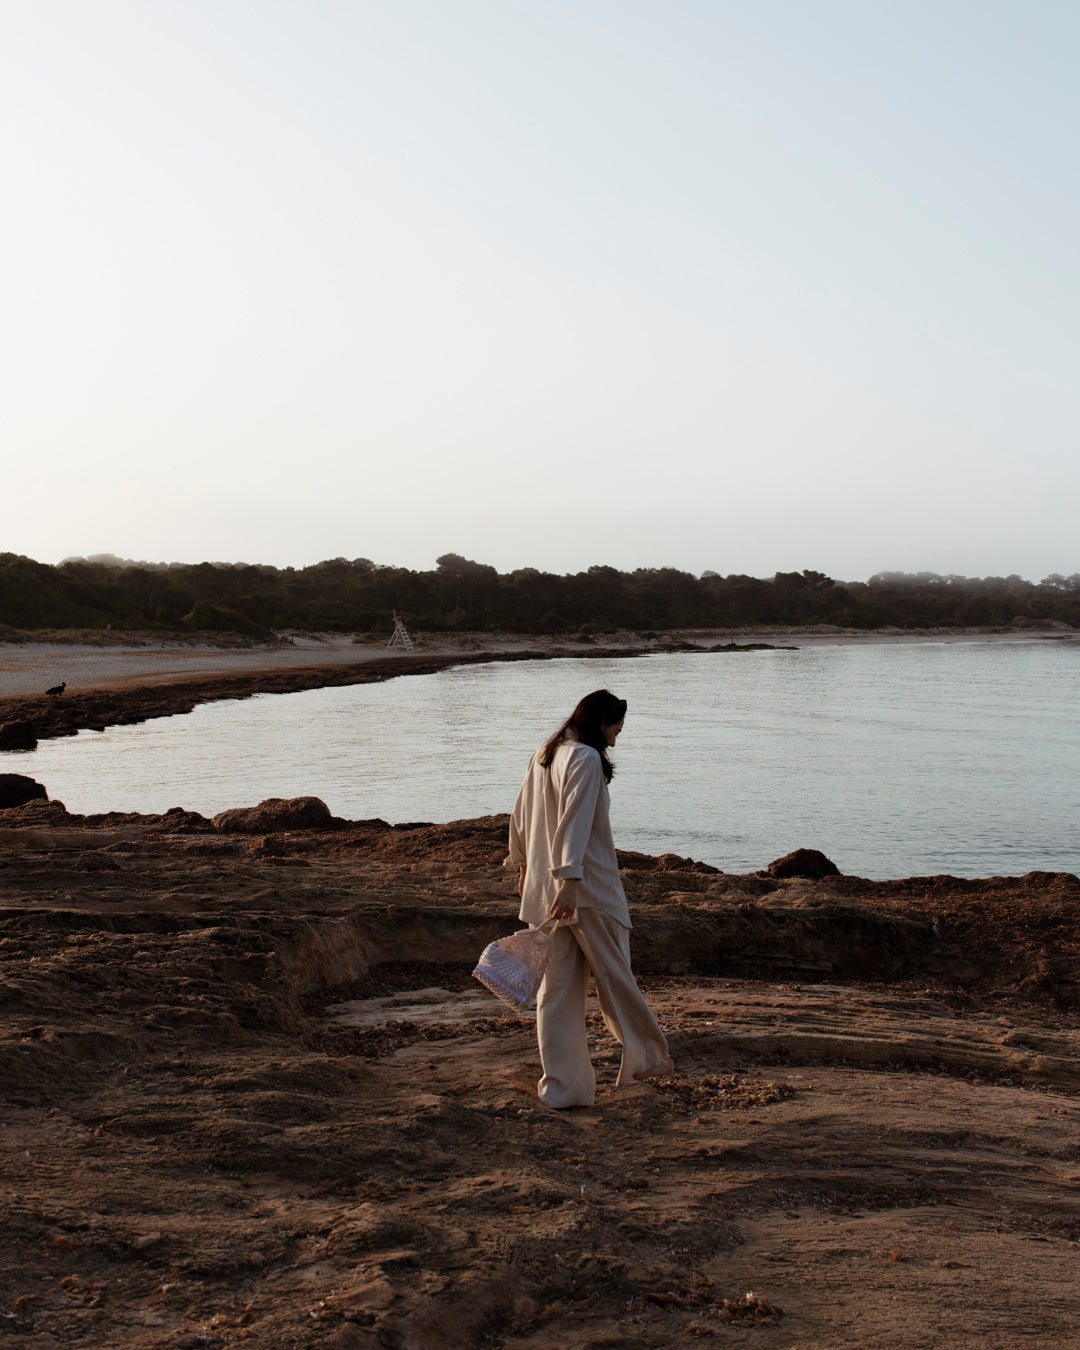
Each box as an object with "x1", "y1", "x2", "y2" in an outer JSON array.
[
  {"x1": 1, "y1": 624, "x2": 1072, "y2": 700},
  {"x1": 0, "y1": 635, "x2": 424, "y2": 700},
  {"x1": 1, "y1": 624, "x2": 1074, "y2": 757}
]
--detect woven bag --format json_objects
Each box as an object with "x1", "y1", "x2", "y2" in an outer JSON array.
[{"x1": 472, "y1": 922, "x2": 556, "y2": 1014}]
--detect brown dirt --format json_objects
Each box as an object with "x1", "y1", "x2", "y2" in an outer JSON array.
[{"x1": 2, "y1": 806, "x2": 1080, "y2": 1348}]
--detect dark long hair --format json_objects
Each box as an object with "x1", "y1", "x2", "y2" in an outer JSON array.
[{"x1": 539, "y1": 689, "x2": 627, "y2": 784}]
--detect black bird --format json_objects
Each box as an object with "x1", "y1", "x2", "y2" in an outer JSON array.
[{"x1": 45, "y1": 682, "x2": 66, "y2": 698}]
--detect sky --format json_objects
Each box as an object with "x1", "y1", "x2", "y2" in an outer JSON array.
[{"x1": 3, "y1": 1, "x2": 1078, "y2": 583}]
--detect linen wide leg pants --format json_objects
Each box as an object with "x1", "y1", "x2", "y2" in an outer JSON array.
[{"x1": 535, "y1": 907, "x2": 669, "y2": 1109}]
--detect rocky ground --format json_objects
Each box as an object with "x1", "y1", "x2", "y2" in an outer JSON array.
[{"x1": 2, "y1": 798, "x2": 1080, "y2": 1348}]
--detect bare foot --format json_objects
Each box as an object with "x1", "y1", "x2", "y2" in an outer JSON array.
[{"x1": 632, "y1": 1055, "x2": 675, "y2": 1082}]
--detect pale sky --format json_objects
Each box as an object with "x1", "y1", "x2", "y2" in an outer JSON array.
[{"x1": 3, "y1": 1, "x2": 1078, "y2": 581}]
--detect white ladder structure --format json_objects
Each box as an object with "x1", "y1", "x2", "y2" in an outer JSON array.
[{"x1": 386, "y1": 611, "x2": 415, "y2": 650}]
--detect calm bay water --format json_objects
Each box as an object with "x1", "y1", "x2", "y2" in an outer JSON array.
[{"x1": 11, "y1": 641, "x2": 1079, "y2": 880}]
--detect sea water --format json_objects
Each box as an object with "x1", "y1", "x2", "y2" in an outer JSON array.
[{"x1": 10, "y1": 641, "x2": 1079, "y2": 880}]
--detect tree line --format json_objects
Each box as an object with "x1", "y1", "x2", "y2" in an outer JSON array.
[{"x1": 1, "y1": 551, "x2": 1078, "y2": 636}]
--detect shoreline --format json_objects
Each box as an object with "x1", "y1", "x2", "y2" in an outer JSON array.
[
  {"x1": 1, "y1": 624, "x2": 1075, "y2": 749},
  {"x1": 2, "y1": 622, "x2": 1075, "y2": 697}
]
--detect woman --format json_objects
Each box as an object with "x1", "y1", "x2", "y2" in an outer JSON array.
[{"x1": 507, "y1": 689, "x2": 673, "y2": 1108}]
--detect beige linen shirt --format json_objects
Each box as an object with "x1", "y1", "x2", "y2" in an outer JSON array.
[{"x1": 506, "y1": 739, "x2": 631, "y2": 930}]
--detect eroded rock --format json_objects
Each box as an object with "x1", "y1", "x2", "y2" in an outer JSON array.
[
  {"x1": 766, "y1": 847, "x2": 842, "y2": 879},
  {"x1": 213, "y1": 796, "x2": 334, "y2": 833},
  {"x1": 0, "y1": 773, "x2": 48, "y2": 808},
  {"x1": 0, "y1": 722, "x2": 38, "y2": 751}
]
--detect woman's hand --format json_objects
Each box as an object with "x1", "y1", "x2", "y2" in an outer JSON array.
[
  {"x1": 517, "y1": 864, "x2": 526, "y2": 899},
  {"x1": 548, "y1": 879, "x2": 579, "y2": 921}
]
